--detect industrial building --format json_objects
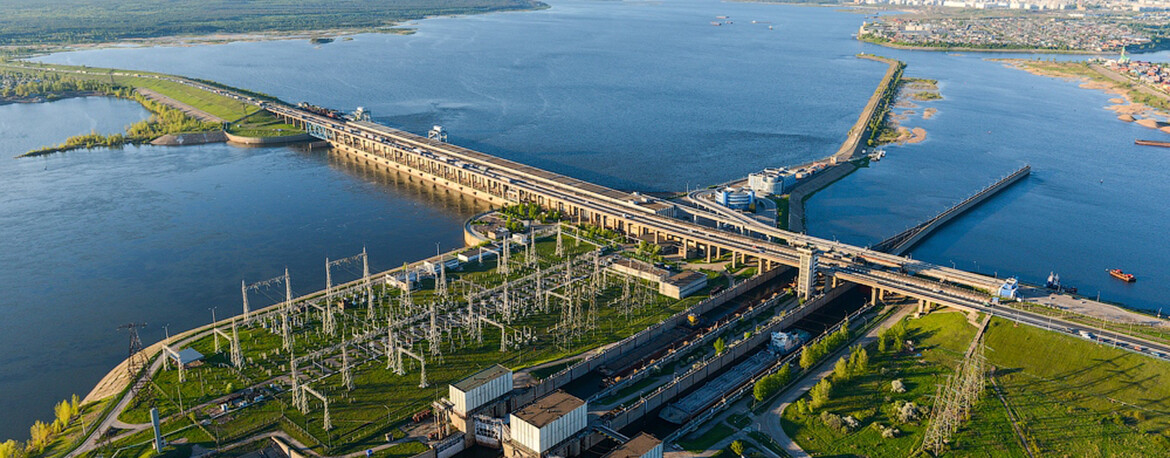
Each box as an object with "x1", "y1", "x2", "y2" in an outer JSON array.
[
  {"x1": 716, "y1": 187, "x2": 755, "y2": 210},
  {"x1": 602, "y1": 434, "x2": 663, "y2": 458},
  {"x1": 608, "y1": 258, "x2": 670, "y2": 283},
  {"x1": 659, "y1": 271, "x2": 708, "y2": 299},
  {"x1": 450, "y1": 365, "x2": 513, "y2": 416},
  {"x1": 508, "y1": 391, "x2": 587, "y2": 457},
  {"x1": 608, "y1": 259, "x2": 707, "y2": 299}
]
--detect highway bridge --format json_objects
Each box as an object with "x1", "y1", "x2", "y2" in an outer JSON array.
[{"x1": 259, "y1": 101, "x2": 1005, "y2": 301}]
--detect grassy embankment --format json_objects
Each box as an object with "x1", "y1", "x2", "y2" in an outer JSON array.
[
  {"x1": 1, "y1": 63, "x2": 302, "y2": 156},
  {"x1": 1005, "y1": 300, "x2": 1170, "y2": 347},
  {"x1": 781, "y1": 310, "x2": 1170, "y2": 456},
  {"x1": 104, "y1": 237, "x2": 714, "y2": 457},
  {"x1": 952, "y1": 317, "x2": 1170, "y2": 456}
]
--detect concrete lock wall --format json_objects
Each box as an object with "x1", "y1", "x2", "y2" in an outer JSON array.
[
  {"x1": 224, "y1": 132, "x2": 314, "y2": 145},
  {"x1": 510, "y1": 269, "x2": 783, "y2": 409}
]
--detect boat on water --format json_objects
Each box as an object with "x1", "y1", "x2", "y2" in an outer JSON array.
[
  {"x1": 1135, "y1": 139, "x2": 1170, "y2": 148},
  {"x1": 1108, "y1": 269, "x2": 1136, "y2": 282}
]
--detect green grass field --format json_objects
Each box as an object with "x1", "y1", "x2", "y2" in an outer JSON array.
[
  {"x1": 227, "y1": 111, "x2": 303, "y2": 137},
  {"x1": 781, "y1": 311, "x2": 977, "y2": 457},
  {"x1": 948, "y1": 317, "x2": 1170, "y2": 456},
  {"x1": 123, "y1": 75, "x2": 256, "y2": 121},
  {"x1": 4, "y1": 62, "x2": 296, "y2": 130}
]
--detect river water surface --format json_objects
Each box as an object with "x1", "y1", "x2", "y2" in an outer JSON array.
[{"x1": 2, "y1": 0, "x2": 1167, "y2": 439}]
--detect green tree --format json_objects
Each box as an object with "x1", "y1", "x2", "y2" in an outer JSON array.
[
  {"x1": 833, "y1": 356, "x2": 851, "y2": 382},
  {"x1": 810, "y1": 378, "x2": 833, "y2": 409},
  {"x1": 851, "y1": 347, "x2": 869, "y2": 375},
  {"x1": 28, "y1": 421, "x2": 51, "y2": 453},
  {"x1": 730, "y1": 440, "x2": 745, "y2": 458},
  {"x1": 0, "y1": 440, "x2": 24, "y2": 458},
  {"x1": 70, "y1": 394, "x2": 81, "y2": 418},
  {"x1": 53, "y1": 399, "x2": 72, "y2": 432},
  {"x1": 799, "y1": 345, "x2": 816, "y2": 370},
  {"x1": 714, "y1": 337, "x2": 726, "y2": 355}
]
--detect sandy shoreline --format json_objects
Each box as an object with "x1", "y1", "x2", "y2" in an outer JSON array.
[{"x1": 999, "y1": 59, "x2": 1170, "y2": 137}]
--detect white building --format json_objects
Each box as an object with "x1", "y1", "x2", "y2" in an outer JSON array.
[
  {"x1": 748, "y1": 168, "x2": 795, "y2": 196},
  {"x1": 509, "y1": 391, "x2": 587, "y2": 455},
  {"x1": 602, "y1": 434, "x2": 663, "y2": 458},
  {"x1": 450, "y1": 365, "x2": 513, "y2": 416},
  {"x1": 717, "y1": 187, "x2": 755, "y2": 210},
  {"x1": 998, "y1": 277, "x2": 1019, "y2": 300}
]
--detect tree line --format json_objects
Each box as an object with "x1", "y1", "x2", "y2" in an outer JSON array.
[{"x1": 0, "y1": 395, "x2": 83, "y2": 458}]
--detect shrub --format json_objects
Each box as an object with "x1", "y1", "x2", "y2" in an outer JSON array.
[
  {"x1": 890, "y1": 379, "x2": 906, "y2": 393},
  {"x1": 872, "y1": 422, "x2": 900, "y2": 438},
  {"x1": 820, "y1": 411, "x2": 845, "y2": 432},
  {"x1": 893, "y1": 400, "x2": 923, "y2": 424}
]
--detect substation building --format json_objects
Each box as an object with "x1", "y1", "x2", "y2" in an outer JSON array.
[
  {"x1": 601, "y1": 434, "x2": 663, "y2": 458},
  {"x1": 506, "y1": 391, "x2": 588, "y2": 458},
  {"x1": 447, "y1": 365, "x2": 515, "y2": 436}
]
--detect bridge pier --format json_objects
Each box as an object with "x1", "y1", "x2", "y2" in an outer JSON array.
[{"x1": 796, "y1": 248, "x2": 819, "y2": 299}]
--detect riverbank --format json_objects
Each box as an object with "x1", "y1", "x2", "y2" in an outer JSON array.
[
  {"x1": 0, "y1": 0, "x2": 548, "y2": 48},
  {"x1": 997, "y1": 59, "x2": 1170, "y2": 137},
  {"x1": 857, "y1": 34, "x2": 1105, "y2": 55}
]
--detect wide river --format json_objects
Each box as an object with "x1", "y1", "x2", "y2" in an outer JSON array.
[{"x1": 2, "y1": 0, "x2": 1166, "y2": 439}]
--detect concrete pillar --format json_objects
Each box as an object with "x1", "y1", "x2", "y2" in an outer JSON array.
[
  {"x1": 706, "y1": 246, "x2": 712, "y2": 263},
  {"x1": 917, "y1": 299, "x2": 927, "y2": 315},
  {"x1": 870, "y1": 287, "x2": 878, "y2": 305},
  {"x1": 757, "y1": 257, "x2": 764, "y2": 273},
  {"x1": 831, "y1": 276, "x2": 839, "y2": 288},
  {"x1": 796, "y1": 248, "x2": 819, "y2": 299}
]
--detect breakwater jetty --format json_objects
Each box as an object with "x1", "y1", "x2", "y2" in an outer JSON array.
[
  {"x1": 788, "y1": 54, "x2": 905, "y2": 232},
  {"x1": 873, "y1": 165, "x2": 1032, "y2": 255}
]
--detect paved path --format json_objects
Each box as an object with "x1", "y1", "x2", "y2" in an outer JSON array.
[{"x1": 755, "y1": 305, "x2": 912, "y2": 458}]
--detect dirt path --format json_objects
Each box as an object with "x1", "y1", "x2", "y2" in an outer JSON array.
[{"x1": 136, "y1": 88, "x2": 225, "y2": 123}]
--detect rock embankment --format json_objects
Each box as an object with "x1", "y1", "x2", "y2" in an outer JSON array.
[{"x1": 151, "y1": 131, "x2": 228, "y2": 146}]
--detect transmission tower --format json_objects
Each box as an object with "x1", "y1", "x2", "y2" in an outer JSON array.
[
  {"x1": 436, "y1": 251, "x2": 448, "y2": 298},
  {"x1": 118, "y1": 323, "x2": 152, "y2": 404},
  {"x1": 341, "y1": 345, "x2": 354, "y2": 391},
  {"x1": 364, "y1": 248, "x2": 375, "y2": 317},
  {"x1": 556, "y1": 225, "x2": 564, "y2": 257},
  {"x1": 428, "y1": 300, "x2": 443, "y2": 359},
  {"x1": 229, "y1": 319, "x2": 244, "y2": 368},
  {"x1": 500, "y1": 240, "x2": 511, "y2": 275}
]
